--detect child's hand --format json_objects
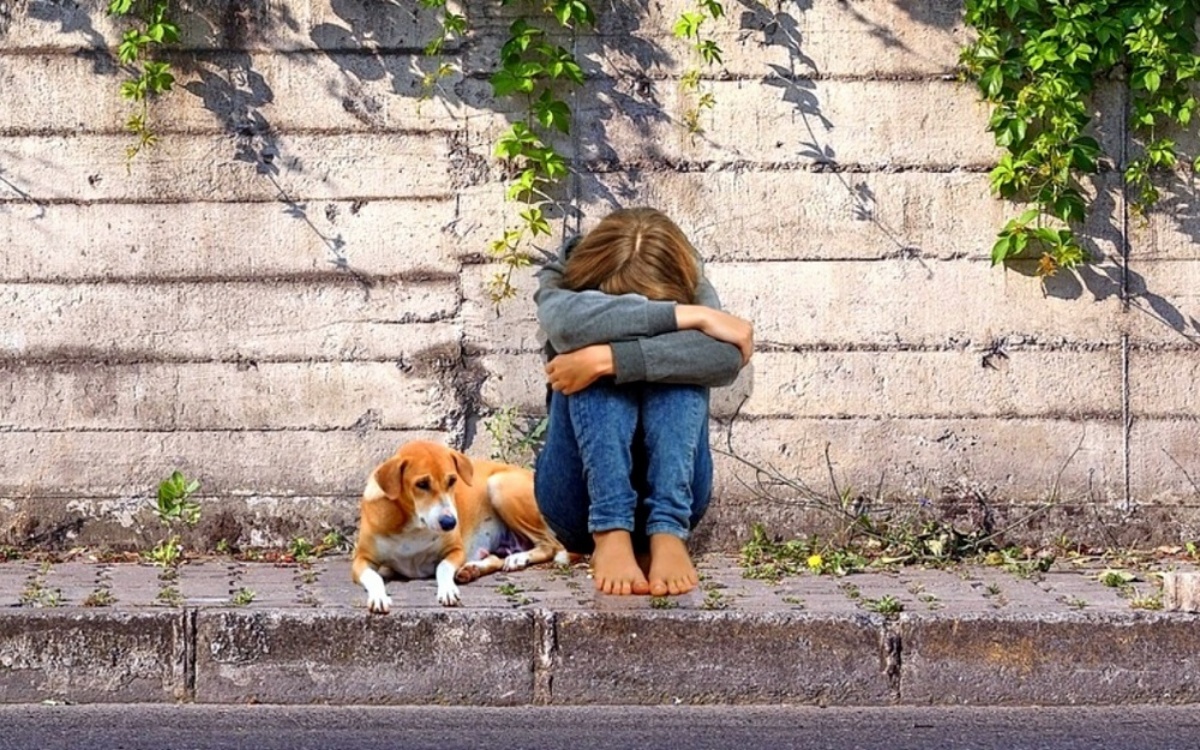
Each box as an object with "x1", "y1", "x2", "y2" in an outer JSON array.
[
  {"x1": 546, "y1": 345, "x2": 615, "y2": 395},
  {"x1": 677, "y1": 306, "x2": 755, "y2": 366}
]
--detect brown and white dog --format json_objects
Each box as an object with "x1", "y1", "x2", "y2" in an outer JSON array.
[{"x1": 352, "y1": 440, "x2": 568, "y2": 611}]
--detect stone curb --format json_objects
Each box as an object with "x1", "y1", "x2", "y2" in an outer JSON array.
[{"x1": 2, "y1": 558, "x2": 1198, "y2": 706}]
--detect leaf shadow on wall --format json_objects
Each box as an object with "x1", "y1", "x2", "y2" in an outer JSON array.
[
  {"x1": 23, "y1": 0, "x2": 109, "y2": 55},
  {"x1": 749, "y1": 0, "x2": 927, "y2": 268},
  {"x1": 562, "y1": 0, "x2": 682, "y2": 219},
  {"x1": 1038, "y1": 172, "x2": 1200, "y2": 346},
  {"x1": 5, "y1": 4, "x2": 107, "y2": 225},
  {"x1": 176, "y1": 1, "x2": 365, "y2": 286}
]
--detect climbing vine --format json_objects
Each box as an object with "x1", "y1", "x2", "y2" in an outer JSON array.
[
  {"x1": 417, "y1": 0, "x2": 464, "y2": 100},
  {"x1": 486, "y1": 3, "x2": 592, "y2": 302},
  {"x1": 107, "y1": 0, "x2": 179, "y2": 162},
  {"x1": 675, "y1": 0, "x2": 725, "y2": 135},
  {"x1": 961, "y1": 0, "x2": 1200, "y2": 276}
]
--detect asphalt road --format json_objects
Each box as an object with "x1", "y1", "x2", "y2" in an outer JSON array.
[{"x1": 4, "y1": 704, "x2": 1200, "y2": 750}]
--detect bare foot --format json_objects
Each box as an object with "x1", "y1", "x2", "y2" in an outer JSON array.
[
  {"x1": 591, "y1": 530, "x2": 651, "y2": 595},
  {"x1": 648, "y1": 534, "x2": 699, "y2": 596}
]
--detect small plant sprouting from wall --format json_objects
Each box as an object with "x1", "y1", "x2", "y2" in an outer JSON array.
[
  {"x1": 416, "y1": 0, "x2": 466, "y2": 101},
  {"x1": 107, "y1": 0, "x2": 179, "y2": 163},
  {"x1": 486, "y1": 2, "x2": 592, "y2": 304},
  {"x1": 960, "y1": 0, "x2": 1200, "y2": 277},
  {"x1": 674, "y1": 0, "x2": 725, "y2": 136}
]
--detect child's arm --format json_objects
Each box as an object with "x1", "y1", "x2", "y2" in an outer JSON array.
[
  {"x1": 537, "y1": 241, "x2": 751, "y2": 394},
  {"x1": 607, "y1": 277, "x2": 751, "y2": 386},
  {"x1": 536, "y1": 239, "x2": 750, "y2": 358},
  {"x1": 534, "y1": 242, "x2": 678, "y2": 354}
]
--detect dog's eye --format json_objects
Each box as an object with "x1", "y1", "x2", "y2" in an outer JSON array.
[
  {"x1": 447, "y1": 475, "x2": 457, "y2": 487},
  {"x1": 415, "y1": 479, "x2": 431, "y2": 491}
]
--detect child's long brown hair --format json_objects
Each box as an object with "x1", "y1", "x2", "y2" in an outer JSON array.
[{"x1": 563, "y1": 207, "x2": 701, "y2": 304}]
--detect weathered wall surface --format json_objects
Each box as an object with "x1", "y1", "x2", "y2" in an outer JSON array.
[{"x1": 1, "y1": 0, "x2": 1198, "y2": 552}]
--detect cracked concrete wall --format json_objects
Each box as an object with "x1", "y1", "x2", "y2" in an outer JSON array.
[{"x1": 1, "y1": 0, "x2": 1198, "y2": 552}]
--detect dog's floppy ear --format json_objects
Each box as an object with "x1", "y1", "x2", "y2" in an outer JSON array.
[
  {"x1": 369, "y1": 456, "x2": 408, "y2": 500},
  {"x1": 451, "y1": 450, "x2": 475, "y2": 487}
]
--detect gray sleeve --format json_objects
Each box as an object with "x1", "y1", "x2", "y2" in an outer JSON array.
[
  {"x1": 535, "y1": 243, "x2": 742, "y2": 387},
  {"x1": 609, "y1": 264, "x2": 742, "y2": 388},
  {"x1": 610, "y1": 332, "x2": 743, "y2": 387},
  {"x1": 534, "y1": 239, "x2": 678, "y2": 353}
]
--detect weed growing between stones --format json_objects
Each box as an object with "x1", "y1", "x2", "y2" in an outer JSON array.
[
  {"x1": 83, "y1": 588, "x2": 117, "y2": 607},
  {"x1": 146, "y1": 470, "x2": 201, "y2": 569},
  {"x1": 497, "y1": 581, "x2": 533, "y2": 607},
  {"x1": 862, "y1": 594, "x2": 903, "y2": 616},
  {"x1": 484, "y1": 407, "x2": 547, "y2": 468}
]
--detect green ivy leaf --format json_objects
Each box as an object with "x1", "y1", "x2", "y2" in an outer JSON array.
[
  {"x1": 1053, "y1": 191, "x2": 1086, "y2": 224},
  {"x1": 1143, "y1": 69, "x2": 1161, "y2": 93},
  {"x1": 119, "y1": 79, "x2": 143, "y2": 101},
  {"x1": 490, "y1": 68, "x2": 536, "y2": 97},
  {"x1": 673, "y1": 12, "x2": 704, "y2": 40},
  {"x1": 701, "y1": 0, "x2": 725, "y2": 19},
  {"x1": 520, "y1": 207, "x2": 552, "y2": 236},
  {"x1": 991, "y1": 234, "x2": 1013, "y2": 265},
  {"x1": 981, "y1": 65, "x2": 1004, "y2": 98},
  {"x1": 697, "y1": 39, "x2": 724, "y2": 66},
  {"x1": 534, "y1": 91, "x2": 572, "y2": 133},
  {"x1": 506, "y1": 169, "x2": 539, "y2": 201}
]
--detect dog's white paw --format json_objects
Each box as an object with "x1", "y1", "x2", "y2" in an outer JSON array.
[
  {"x1": 437, "y1": 582, "x2": 462, "y2": 607},
  {"x1": 361, "y1": 568, "x2": 392, "y2": 614},
  {"x1": 367, "y1": 591, "x2": 392, "y2": 614},
  {"x1": 502, "y1": 552, "x2": 532, "y2": 571}
]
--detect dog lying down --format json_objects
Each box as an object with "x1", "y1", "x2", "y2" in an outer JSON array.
[{"x1": 352, "y1": 440, "x2": 569, "y2": 611}]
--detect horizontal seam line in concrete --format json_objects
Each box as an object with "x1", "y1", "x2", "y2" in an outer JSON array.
[
  {"x1": 0, "y1": 45, "x2": 459, "y2": 56},
  {"x1": 0, "y1": 426, "x2": 442, "y2": 434},
  {"x1": 710, "y1": 412, "x2": 1129, "y2": 421},
  {"x1": 0, "y1": 357, "x2": 427, "y2": 366},
  {"x1": 0, "y1": 127, "x2": 462, "y2": 137},
  {"x1": 0, "y1": 158, "x2": 1003, "y2": 174},
  {"x1": 0, "y1": 272, "x2": 460, "y2": 285},
  {"x1": 0, "y1": 415, "x2": 1133, "y2": 433},
  {"x1": 0, "y1": 196, "x2": 458, "y2": 207},
  {"x1": 459, "y1": 70, "x2": 965, "y2": 84},
  {"x1": 579, "y1": 161, "x2": 1001, "y2": 174},
  {"x1": 0, "y1": 194, "x2": 458, "y2": 207},
  {"x1": 5, "y1": 52, "x2": 962, "y2": 82},
  {"x1": 1, "y1": 494, "x2": 360, "y2": 500},
  {"x1": 469, "y1": 343, "x2": 1128, "y2": 356}
]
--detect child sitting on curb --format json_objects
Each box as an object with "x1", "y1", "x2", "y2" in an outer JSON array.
[{"x1": 532, "y1": 207, "x2": 754, "y2": 596}]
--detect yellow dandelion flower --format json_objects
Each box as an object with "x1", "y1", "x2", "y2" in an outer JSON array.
[{"x1": 807, "y1": 554, "x2": 823, "y2": 571}]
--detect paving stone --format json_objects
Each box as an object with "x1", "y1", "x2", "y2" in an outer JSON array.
[
  {"x1": 0, "y1": 563, "x2": 38, "y2": 608},
  {"x1": 178, "y1": 562, "x2": 238, "y2": 606},
  {"x1": 103, "y1": 564, "x2": 174, "y2": 608}
]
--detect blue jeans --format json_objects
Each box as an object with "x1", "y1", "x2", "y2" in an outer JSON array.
[{"x1": 534, "y1": 380, "x2": 713, "y2": 554}]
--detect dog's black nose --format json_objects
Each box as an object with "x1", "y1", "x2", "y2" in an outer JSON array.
[{"x1": 438, "y1": 515, "x2": 457, "y2": 531}]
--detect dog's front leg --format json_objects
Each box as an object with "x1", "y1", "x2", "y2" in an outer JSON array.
[
  {"x1": 436, "y1": 550, "x2": 466, "y2": 606},
  {"x1": 353, "y1": 555, "x2": 391, "y2": 614}
]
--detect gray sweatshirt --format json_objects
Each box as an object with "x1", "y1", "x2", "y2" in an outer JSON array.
[{"x1": 534, "y1": 236, "x2": 743, "y2": 388}]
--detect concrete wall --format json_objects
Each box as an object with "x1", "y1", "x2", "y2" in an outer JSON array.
[{"x1": 1, "y1": 0, "x2": 1198, "y2": 552}]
